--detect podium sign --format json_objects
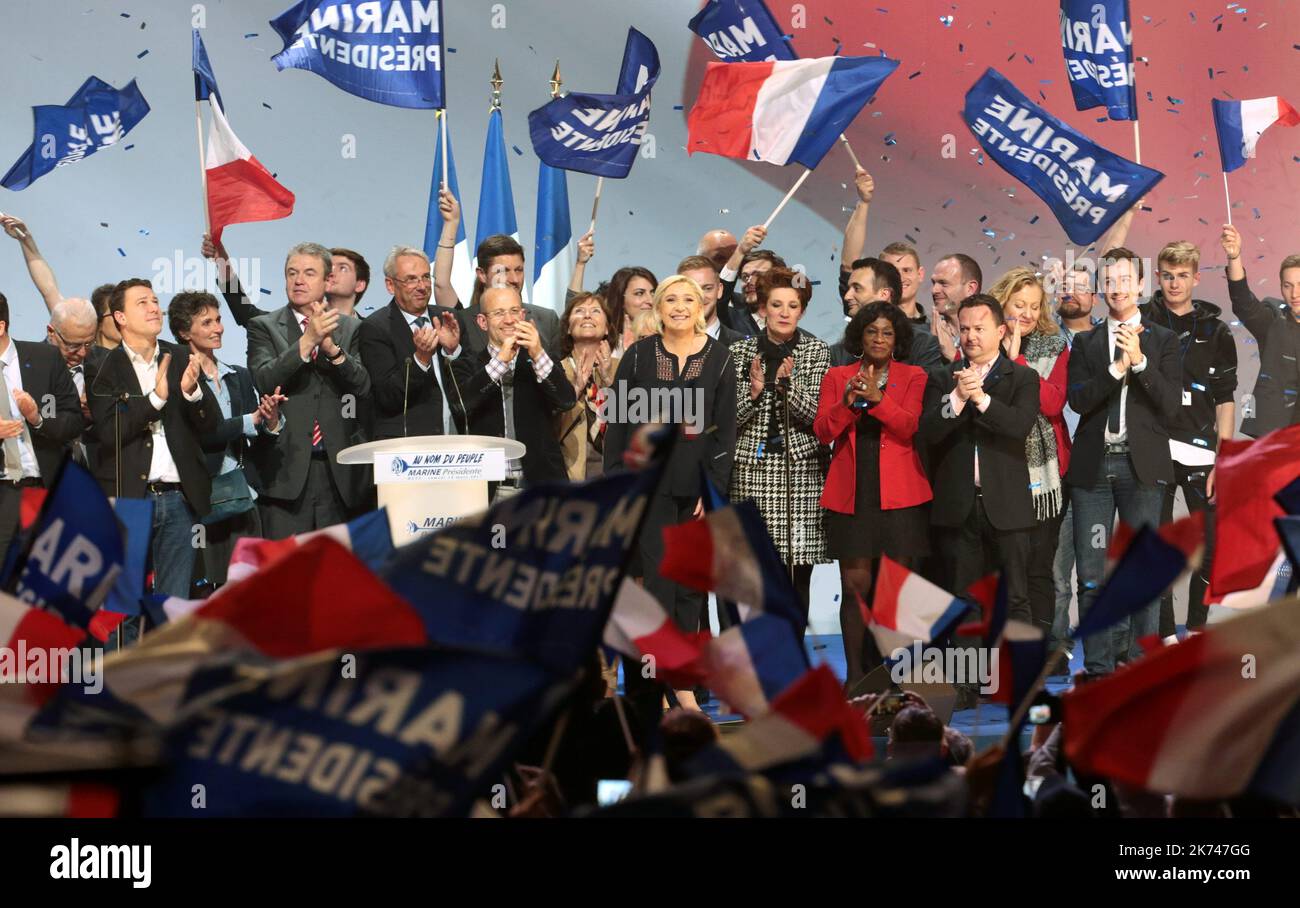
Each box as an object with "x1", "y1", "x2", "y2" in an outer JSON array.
[{"x1": 374, "y1": 450, "x2": 506, "y2": 484}]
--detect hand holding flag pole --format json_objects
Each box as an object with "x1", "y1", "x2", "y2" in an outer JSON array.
[{"x1": 439, "y1": 109, "x2": 449, "y2": 193}]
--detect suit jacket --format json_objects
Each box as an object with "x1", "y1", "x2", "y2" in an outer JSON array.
[
  {"x1": 359, "y1": 300, "x2": 468, "y2": 440},
  {"x1": 1065, "y1": 318, "x2": 1180, "y2": 488},
  {"x1": 454, "y1": 302, "x2": 561, "y2": 359},
  {"x1": 920, "y1": 355, "x2": 1041, "y2": 531},
  {"x1": 814, "y1": 361, "x2": 931, "y2": 513},
  {"x1": 246, "y1": 305, "x2": 372, "y2": 510},
  {"x1": 198, "y1": 362, "x2": 278, "y2": 490},
  {"x1": 713, "y1": 320, "x2": 745, "y2": 348},
  {"x1": 1228, "y1": 276, "x2": 1300, "y2": 437},
  {"x1": 73, "y1": 345, "x2": 109, "y2": 471},
  {"x1": 7, "y1": 340, "x2": 85, "y2": 487},
  {"x1": 86, "y1": 340, "x2": 220, "y2": 513},
  {"x1": 218, "y1": 272, "x2": 271, "y2": 329},
  {"x1": 452, "y1": 345, "x2": 576, "y2": 485}
]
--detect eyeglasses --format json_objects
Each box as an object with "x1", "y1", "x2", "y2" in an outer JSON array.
[
  {"x1": 485, "y1": 308, "x2": 524, "y2": 321},
  {"x1": 51, "y1": 327, "x2": 95, "y2": 351},
  {"x1": 393, "y1": 275, "x2": 433, "y2": 288}
]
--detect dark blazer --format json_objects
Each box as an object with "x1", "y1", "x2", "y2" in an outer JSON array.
[
  {"x1": 714, "y1": 320, "x2": 745, "y2": 349},
  {"x1": 8, "y1": 340, "x2": 85, "y2": 486},
  {"x1": 1228, "y1": 276, "x2": 1300, "y2": 437},
  {"x1": 1065, "y1": 318, "x2": 1181, "y2": 488},
  {"x1": 359, "y1": 300, "x2": 468, "y2": 440},
  {"x1": 198, "y1": 363, "x2": 277, "y2": 490},
  {"x1": 246, "y1": 305, "x2": 372, "y2": 511},
  {"x1": 920, "y1": 355, "x2": 1041, "y2": 531},
  {"x1": 217, "y1": 272, "x2": 271, "y2": 329},
  {"x1": 86, "y1": 341, "x2": 220, "y2": 514},
  {"x1": 454, "y1": 302, "x2": 561, "y2": 360},
  {"x1": 451, "y1": 345, "x2": 576, "y2": 485},
  {"x1": 75, "y1": 345, "x2": 109, "y2": 471}
]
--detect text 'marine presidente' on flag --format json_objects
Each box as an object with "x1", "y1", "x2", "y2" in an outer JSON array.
[
  {"x1": 689, "y1": 0, "x2": 797, "y2": 63},
  {"x1": 1212, "y1": 97, "x2": 1300, "y2": 173},
  {"x1": 269, "y1": 1, "x2": 445, "y2": 109},
  {"x1": 0, "y1": 77, "x2": 150, "y2": 191},
  {"x1": 527, "y1": 28, "x2": 660, "y2": 180},
  {"x1": 686, "y1": 56, "x2": 900, "y2": 169},
  {"x1": 1059, "y1": 0, "x2": 1137, "y2": 121},
  {"x1": 194, "y1": 31, "x2": 295, "y2": 244},
  {"x1": 963, "y1": 68, "x2": 1163, "y2": 246}
]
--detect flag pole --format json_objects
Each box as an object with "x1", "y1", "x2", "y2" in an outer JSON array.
[
  {"x1": 194, "y1": 101, "x2": 210, "y2": 235},
  {"x1": 1223, "y1": 171, "x2": 1233, "y2": 226},
  {"x1": 839, "y1": 134, "x2": 863, "y2": 171},
  {"x1": 762, "y1": 168, "x2": 812, "y2": 230},
  {"x1": 1132, "y1": 120, "x2": 1142, "y2": 165},
  {"x1": 997, "y1": 642, "x2": 1074, "y2": 752},
  {"x1": 439, "y1": 108, "x2": 449, "y2": 192},
  {"x1": 588, "y1": 176, "x2": 605, "y2": 236}
]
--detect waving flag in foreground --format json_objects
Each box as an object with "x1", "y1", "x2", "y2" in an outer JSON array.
[
  {"x1": 687, "y1": 56, "x2": 899, "y2": 168},
  {"x1": 1212, "y1": 97, "x2": 1300, "y2": 173},
  {"x1": 1064, "y1": 595, "x2": 1300, "y2": 804},
  {"x1": 867, "y1": 556, "x2": 968, "y2": 656},
  {"x1": 194, "y1": 30, "x2": 295, "y2": 244}
]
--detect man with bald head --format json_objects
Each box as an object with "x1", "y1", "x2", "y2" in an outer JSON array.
[
  {"x1": 47, "y1": 297, "x2": 102, "y2": 467},
  {"x1": 452, "y1": 285, "x2": 575, "y2": 498},
  {"x1": 697, "y1": 229, "x2": 738, "y2": 272}
]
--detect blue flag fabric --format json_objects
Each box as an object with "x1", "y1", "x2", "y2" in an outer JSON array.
[
  {"x1": 475, "y1": 108, "x2": 519, "y2": 251},
  {"x1": 531, "y1": 161, "x2": 572, "y2": 309},
  {"x1": 104, "y1": 498, "x2": 154, "y2": 617},
  {"x1": 9, "y1": 461, "x2": 125, "y2": 629},
  {"x1": 1059, "y1": 0, "x2": 1137, "y2": 121},
  {"x1": 1074, "y1": 526, "x2": 1185, "y2": 640},
  {"x1": 269, "y1": 0, "x2": 446, "y2": 109},
  {"x1": 688, "y1": 0, "x2": 797, "y2": 62},
  {"x1": 379, "y1": 467, "x2": 661, "y2": 675},
  {"x1": 192, "y1": 29, "x2": 223, "y2": 108},
  {"x1": 527, "y1": 29, "x2": 660, "y2": 179},
  {"x1": 1276, "y1": 476, "x2": 1300, "y2": 515},
  {"x1": 138, "y1": 647, "x2": 574, "y2": 817},
  {"x1": 963, "y1": 68, "x2": 1162, "y2": 245},
  {"x1": 1277, "y1": 517, "x2": 1300, "y2": 579},
  {"x1": 1, "y1": 77, "x2": 150, "y2": 191}
]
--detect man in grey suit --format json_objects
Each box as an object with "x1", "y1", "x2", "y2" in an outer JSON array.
[
  {"x1": 430, "y1": 189, "x2": 561, "y2": 354},
  {"x1": 247, "y1": 243, "x2": 372, "y2": 538}
]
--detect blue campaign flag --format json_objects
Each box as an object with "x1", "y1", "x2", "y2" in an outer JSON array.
[
  {"x1": 191, "y1": 29, "x2": 223, "y2": 108},
  {"x1": 527, "y1": 29, "x2": 661, "y2": 179},
  {"x1": 8, "y1": 461, "x2": 125, "y2": 629},
  {"x1": 1, "y1": 77, "x2": 150, "y2": 191},
  {"x1": 475, "y1": 108, "x2": 519, "y2": 251},
  {"x1": 139, "y1": 647, "x2": 574, "y2": 817},
  {"x1": 688, "y1": 0, "x2": 797, "y2": 63},
  {"x1": 103, "y1": 498, "x2": 154, "y2": 617},
  {"x1": 380, "y1": 466, "x2": 662, "y2": 675},
  {"x1": 269, "y1": 0, "x2": 446, "y2": 109},
  {"x1": 1059, "y1": 0, "x2": 1137, "y2": 121},
  {"x1": 964, "y1": 68, "x2": 1162, "y2": 245}
]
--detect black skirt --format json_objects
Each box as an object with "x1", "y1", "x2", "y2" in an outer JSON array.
[{"x1": 824, "y1": 413, "x2": 931, "y2": 560}]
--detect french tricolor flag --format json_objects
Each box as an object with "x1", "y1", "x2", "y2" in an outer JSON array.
[
  {"x1": 866, "y1": 556, "x2": 968, "y2": 656},
  {"x1": 687, "y1": 56, "x2": 899, "y2": 168},
  {"x1": 699, "y1": 614, "x2": 808, "y2": 718},
  {"x1": 193, "y1": 30, "x2": 294, "y2": 244},
  {"x1": 1212, "y1": 96, "x2": 1300, "y2": 173},
  {"x1": 603, "y1": 577, "x2": 710, "y2": 690}
]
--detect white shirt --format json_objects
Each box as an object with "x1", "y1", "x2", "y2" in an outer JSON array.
[
  {"x1": 125, "y1": 342, "x2": 203, "y2": 483},
  {"x1": 705, "y1": 317, "x2": 721, "y2": 340},
  {"x1": 401, "y1": 307, "x2": 462, "y2": 435},
  {"x1": 948, "y1": 357, "x2": 996, "y2": 487},
  {"x1": 1104, "y1": 313, "x2": 1148, "y2": 444},
  {"x1": 0, "y1": 340, "x2": 40, "y2": 480}
]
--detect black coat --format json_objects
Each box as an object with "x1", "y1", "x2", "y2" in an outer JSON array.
[
  {"x1": 359, "y1": 300, "x2": 468, "y2": 440},
  {"x1": 86, "y1": 341, "x2": 220, "y2": 514},
  {"x1": 1228, "y1": 276, "x2": 1300, "y2": 437},
  {"x1": 451, "y1": 345, "x2": 576, "y2": 485},
  {"x1": 7, "y1": 340, "x2": 86, "y2": 486},
  {"x1": 920, "y1": 354, "x2": 1041, "y2": 531},
  {"x1": 1065, "y1": 318, "x2": 1181, "y2": 488}
]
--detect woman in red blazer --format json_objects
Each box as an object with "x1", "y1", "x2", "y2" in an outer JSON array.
[{"x1": 814, "y1": 302, "x2": 931, "y2": 689}]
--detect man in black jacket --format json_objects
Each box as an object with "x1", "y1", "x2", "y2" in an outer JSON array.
[
  {"x1": 359, "y1": 246, "x2": 467, "y2": 440},
  {"x1": 832, "y1": 258, "x2": 944, "y2": 370},
  {"x1": 88, "y1": 279, "x2": 219, "y2": 599},
  {"x1": 1067, "y1": 249, "x2": 1181, "y2": 675},
  {"x1": 0, "y1": 292, "x2": 85, "y2": 556},
  {"x1": 921, "y1": 295, "x2": 1042, "y2": 633},
  {"x1": 452, "y1": 286, "x2": 575, "y2": 497},
  {"x1": 1221, "y1": 224, "x2": 1300, "y2": 437},
  {"x1": 1141, "y1": 241, "x2": 1237, "y2": 638}
]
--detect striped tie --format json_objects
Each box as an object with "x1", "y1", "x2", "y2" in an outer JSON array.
[{"x1": 303, "y1": 315, "x2": 323, "y2": 447}]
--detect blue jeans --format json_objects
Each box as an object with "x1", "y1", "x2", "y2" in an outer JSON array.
[
  {"x1": 151, "y1": 490, "x2": 197, "y2": 599},
  {"x1": 1071, "y1": 453, "x2": 1165, "y2": 675},
  {"x1": 1051, "y1": 501, "x2": 1075, "y2": 654}
]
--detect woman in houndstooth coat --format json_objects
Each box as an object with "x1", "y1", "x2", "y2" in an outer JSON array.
[{"x1": 728, "y1": 268, "x2": 831, "y2": 625}]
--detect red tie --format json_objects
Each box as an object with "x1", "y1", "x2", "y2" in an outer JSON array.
[{"x1": 303, "y1": 315, "x2": 323, "y2": 446}]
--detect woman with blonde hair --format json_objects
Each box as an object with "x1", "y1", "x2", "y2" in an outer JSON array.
[
  {"x1": 605, "y1": 274, "x2": 736, "y2": 713},
  {"x1": 989, "y1": 266, "x2": 1071, "y2": 658}
]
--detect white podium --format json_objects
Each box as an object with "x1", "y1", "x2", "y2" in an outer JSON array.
[{"x1": 338, "y1": 435, "x2": 527, "y2": 542}]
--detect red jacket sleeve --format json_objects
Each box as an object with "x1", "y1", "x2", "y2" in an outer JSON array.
[
  {"x1": 868, "y1": 365, "x2": 924, "y2": 439},
  {"x1": 814, "y1": 368, "x2": 857, "y2": 445},
  {"x1": 1016, "y1": 347, "x2": 1069, "y2": 419}
]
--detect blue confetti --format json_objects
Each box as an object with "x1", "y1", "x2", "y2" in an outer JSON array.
[
  {"x1": 939, "y1": 15, "x2": 953, "y2": 26},
  {"x1": 1029, "y1": 215, "x2": 1040, "y2": 224},
  {"x1": 262, "y1": 102, "x2": 272, "y2": 109},
  {"x1": 117, "y1": 248, "x2": 126, "y2": 257},
  {"x1": 883, "y1": 132, "x2": 897, "y2": 146},
  {"x1": 244, "y1": 33, "x2": 258, "y2": 38},
  {"x1": 119, "y1": 12, "x2": 130, "y2": 17},
  {"x1": 260, "y1": 288, "x2": 273, "y2": 296},
  {"x1": 447, "y1": 47, "x2": 456, "y2": 53},
  {"x1": 1167, "y1": 96, "x2": 1183, "y2": 105},
  {"x1": 672, "y1": 105, "x2": 683, "y2": 110},
  {"x1": 982, "y1": 228, "x2": 996, "y2": 238},
  {"x1": 136, "y1": 49, "x2": 149, "y2": 59},
  {"x1": 137, "y1": 228, "x2": 149, "y2": 236},
  {"x1": 942, "y1": 198, "x2": 954, "y2": 209},
  {"x1": 908, "y1": 70, "x2": 922, "y2": 79},
  {"x1": 123, "y1": 144, "x2": 134, "y2": 151},
  {"x1": 1254, "y1": 208, "x2": 1262, "y2": 219},
  {"x1": 511, "y1": 145, "x2": 523, "y2": 156}
]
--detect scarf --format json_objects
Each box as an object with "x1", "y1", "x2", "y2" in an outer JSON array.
[{"x1": 1021, "y1": 332, "x2": 1067, "y2": 520}]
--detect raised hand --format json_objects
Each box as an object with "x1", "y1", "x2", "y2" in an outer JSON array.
[
  {"x1": 576, "y1": 228, "x2": 595, "y2": 265},
  {"x1": 180, "y1": 354, "x2": 202, "y2": 396},
  {"x1": 436, "y1": 310, "x2": 460, "y2": 350},
  {"x1": 412, "y1": 325, "x2": 438, "y2": 365},
  {"x1": 854, "y1": 168, "x2": 874, "y2": 204},
  {"x1": 1115, "y1": 323, "x2": 1145, "y2": 370},
  {"x1": 862, "y1": 363, "x2": 883, "y2": 403},
  {"x1": 933, "y1": 307, "x2": 958, "y2": 361},
  {"x1": 739, "y1": 224, "x2": 767, "y2": 255},
  {"x1": 0, "y1": 214, "x2": 29, "y2": 240},
  {"x1": 438, "y1": 188, "x2": 460, "y2": 225},
  {"x1": 514, "y1": 319, "x2": 543, "y2": 358},
  {"x1": 750, "y1": 355, "x2": 765, "y2": 401},
  {"x1": 154, "y1": 352, "x2": 173, "y2": 401},
  {"x1": 1220, "y1": 223, "x2": 1241, "y2": 261},
  {"x1": 1005, "y1": 317, "x2": 1023, "y2": 361},
  {"x1": 12, "y1": 389, "x2": 39, "y2": 425}
]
